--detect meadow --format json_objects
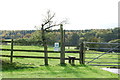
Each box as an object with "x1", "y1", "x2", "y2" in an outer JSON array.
[{"x1": 0, "y1": 45, "x2": 119, "y2": 78}]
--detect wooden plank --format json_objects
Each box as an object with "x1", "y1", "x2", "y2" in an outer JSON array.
[
  {"x1": 86, "y1": 53, "x2": 120, "y2": 55},
  {"x1": 10, "y1": 39, "x2": 13, "y2": 63},
  {"x1": 88, "y1": 48, "x2": 119, "y2": 50},
  {"x1": 1, "y1": 49, "x2": 80, "y2": 53},
  {"x1": 1, "y1": 49, "x2": 45, "y2": 52},
  {"x1": 85, "y1": 58, "x2": 119, "y2": 59},
  {"x1": 85, "y1": 62, "x2": 120, "y2": 63},
  {"x1": 65, "y1": 51, "x2": 79, "y2": 53},
  {"x1": 0, "y1": 55, "x2": 60, "y2": 59},
  {"x1": 84, "y1": 42, "x2": 120, "y2": 45},
  {"x1": 86, "y1": 53, "x2": 103, "y2": 54},
  {"x1": 14, "y1": 41, "x2": 42, "y2": 43},
  {"x1": 0, "y1": 55, "x2": 82, "y2": 60},
  {"x1": 1, "y1": 41, "x2": 11, "y2": 43},
  {"x1": 0, "y1": 40, "x2": 42, "y2": 43}
]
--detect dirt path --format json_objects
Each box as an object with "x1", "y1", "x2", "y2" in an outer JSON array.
[{"x1": 101, "y1": 68, "x2": 120, "y2": 74}]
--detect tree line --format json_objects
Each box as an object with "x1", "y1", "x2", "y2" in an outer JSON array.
[{"x1": 0, "y1": 27, "x2": 119, "y2": 46}]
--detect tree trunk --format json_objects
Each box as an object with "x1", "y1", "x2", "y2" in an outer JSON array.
[{"x1": 41, "y1": 25, "x2": 48, "y2": 65}]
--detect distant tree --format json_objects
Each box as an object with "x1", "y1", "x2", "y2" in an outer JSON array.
[
  {"x1": 29, "y1": 30, "x2": 42, "y2": 41},
  {"x1": 70, "y1": 33, "x2": 79, "y2": 45},
  {"x1": 23, "y1": 33, "x2": 32, "y2": 38},
  {"x1": 89, "y1": 37, "x2": 101, "y2": 42}
]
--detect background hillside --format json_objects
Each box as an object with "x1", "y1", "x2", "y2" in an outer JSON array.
[{"x1": 0, "y1": 27, "x2": 119, "y2": 46}]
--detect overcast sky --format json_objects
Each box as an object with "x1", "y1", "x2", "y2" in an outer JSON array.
[{"x1": 0, "y1": 0, "x2": 119, "y2": 30}]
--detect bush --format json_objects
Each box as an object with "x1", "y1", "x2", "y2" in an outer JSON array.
[
  {"x1": 1, "y1": 59, "x2": 20, "y2": 71},
  {"x1": 14, "y1": 38, "x2": 42, "y2": 46}
]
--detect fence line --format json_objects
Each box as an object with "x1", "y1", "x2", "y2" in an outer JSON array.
[
  {"x1": 1, "y1": 40, "x2": 119, "y2": 66},
  {"x1": 1, "y1": 39, "x2": 85, "y2": 65}
]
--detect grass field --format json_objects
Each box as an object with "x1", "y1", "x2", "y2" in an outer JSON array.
[{"x1": 0, "y1": 45, "x2": 119, "y2": 78}]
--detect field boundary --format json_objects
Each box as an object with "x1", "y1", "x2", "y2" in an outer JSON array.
[
  {"x1": 1, "y1": 40, "x2": 120, "y2": 66},
  {"x1": 1, "y1": 39, "x2": 85, "y2": 65}
]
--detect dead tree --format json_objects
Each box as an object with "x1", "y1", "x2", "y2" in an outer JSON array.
[{"x1": 40, "y1": 10, "x2": 67, "y2": 65}]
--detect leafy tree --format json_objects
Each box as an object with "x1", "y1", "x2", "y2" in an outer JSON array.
[
  {"x1": 70, "y1": 33, "x2": 79, "y2": 45},
  {"x1": 23, "y1": 33, "x2": 32, "y2": 38},
  {"x1": 29, "y1": 30, "x2": 42, "y2": 41}
]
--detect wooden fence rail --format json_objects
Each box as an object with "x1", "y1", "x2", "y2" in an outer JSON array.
[
  {"x1": 84, "y1": 42, "x2": 120, "y2": 45},
  {"x1": 88, "y1": 48, "x2": 119, "y2": 50},
  {"x1": 1, "y1": 49, "x2": 80, "y2": 53},
  {"x1": 1, "y1": 40, "x2": 42, "y2": 43},
  {"x1": 0, "y1": 55, "x2": 81, "y2": 60}
]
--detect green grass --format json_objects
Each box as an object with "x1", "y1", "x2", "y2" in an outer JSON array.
[
  {"x1": 0, "y1": 45, "x2": 119, "y2": 78},
  {"x1": 1, "y1": 64, "x2": 118, "y2": 78}
]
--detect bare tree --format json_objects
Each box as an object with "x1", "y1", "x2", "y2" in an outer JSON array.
[
  {"x1": 42, "y1": 10, "x2": 68, "y2": 30},
  {"x1": 41, "y1": 10, "x2": 67, "y2": 65}
]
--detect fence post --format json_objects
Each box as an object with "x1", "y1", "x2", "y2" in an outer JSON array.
[
  {"x1": 60, "y1": 24, "x2": 65, "y2": 65},
  {"x1": 79, "y1": 42, "x2": 85, "y2": 65},
  {"x1": 10, "y1": 39, "x2": 13, "y2": 63}
]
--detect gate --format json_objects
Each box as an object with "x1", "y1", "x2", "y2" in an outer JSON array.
[{"x1": 84, "y1": 42, "x2": 120, "y2": 66}]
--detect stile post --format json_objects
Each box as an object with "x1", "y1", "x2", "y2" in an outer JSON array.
[
  {"x1": 60, "y1": 24, "x2": 65, "y2": 65},
  {"x1": 79, "y1": 42, "x2": 85, "y2": 64},
  {"x1": 10, "y1": 39, "x2": 13, "y2": 63}
]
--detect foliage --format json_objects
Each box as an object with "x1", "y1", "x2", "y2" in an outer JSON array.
[
  {"x1": 1, "y1": 59, "x2": 21, "y2": 71},
  {"x1": 70, "y1": 33, "x2": 79, "y2": 45},
  {"x1": 14, "y1": 38, "x2": 42, "y2": 46},
  {"x1": 0, "y1": 27, "x2": 119, "y2": 46}
]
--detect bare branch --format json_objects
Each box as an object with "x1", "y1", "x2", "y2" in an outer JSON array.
[
  {"x1": 42, "y1": 10, "x2": 55, "y2": 27},
  {"x1": 41, "y1": 10, "x2": 68, "y2": 30}
]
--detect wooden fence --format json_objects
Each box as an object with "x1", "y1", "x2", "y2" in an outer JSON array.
[
  {"x1": 0, "y1": 39, "x2": 85, "y2": 65},
  {"x1": 1, "y1": 40, "x2": 120, "y2": 66}
]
